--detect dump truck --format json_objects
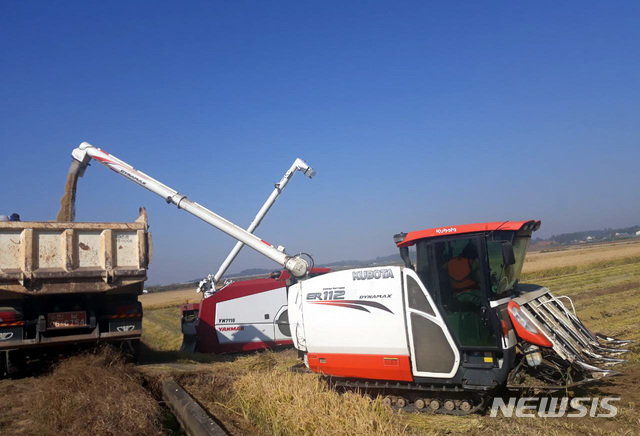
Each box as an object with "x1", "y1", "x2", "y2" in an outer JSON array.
[{"x1": 0, "y1": 209, "x2": 151, "y2": 377}]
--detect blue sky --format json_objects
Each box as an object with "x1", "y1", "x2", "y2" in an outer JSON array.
[{"x1": 2, "y1": 1, "x2": 639, "y2": 284}]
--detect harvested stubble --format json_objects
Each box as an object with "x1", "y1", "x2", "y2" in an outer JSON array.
[
  {"x1": 0, "y1": 348, "x2": 164, "y2": 436},
  {"x1": 232, "y1": 369, "x2": 405, "y2": 436},
  {"x1": 176, "y1": 352, "x2": 405, "y2": 436}
]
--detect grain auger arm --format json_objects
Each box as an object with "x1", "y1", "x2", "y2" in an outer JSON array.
[
  {"x1": 71, "y1": 142, "x2": 310, "y2": 278},
  {"x1": 198, "y1": 157, "x2": 316, "y2": 296}
]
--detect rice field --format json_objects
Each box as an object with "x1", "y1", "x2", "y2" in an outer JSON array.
[
  {"x1": 138, "y1": 240, "x2": 640, "y2": 436},
  {"x1": 2, "y1": 241, "x2": 636, "y2": 436},
  {"x1": 523, "y1": 239, "x2": 640, "y2": 273}
]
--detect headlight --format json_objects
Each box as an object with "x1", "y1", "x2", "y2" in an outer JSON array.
[
  {"x1": 507, "y1": 300, "x2": 553, "y2": 348},
  {"x1": 509, "y1": 304, "x2": 539, "y2": 335}
]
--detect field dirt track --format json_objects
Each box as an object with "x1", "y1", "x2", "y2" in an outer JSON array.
[{"x1": 1, "y1": 240, "x2": 639, "y2": 436}]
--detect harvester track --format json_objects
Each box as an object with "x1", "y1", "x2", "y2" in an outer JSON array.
[
  {"x1": 290, "y1": 362, "x2": 490, "y2": 415},
  {"x1": 332, "y1": 379, "x2": 490, "y2": 415}
]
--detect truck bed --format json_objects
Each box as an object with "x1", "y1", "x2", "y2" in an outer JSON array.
[{"x1": 0, "y1": 209, "x2": 151, "y2": 297}]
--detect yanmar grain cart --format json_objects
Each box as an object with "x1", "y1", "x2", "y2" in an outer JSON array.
[
  {"x1": 181, "y1": 268, "x2": 330, "y2": 353},
  {"x1": 0, "y1": 209, "x2": 151, "y2": 377},
  {"x1": 288, "y1": 221, "x2": 631, "y2": 414},
  {"x1": 180, "y1": 156, "x2": 321, "y2": 354}
]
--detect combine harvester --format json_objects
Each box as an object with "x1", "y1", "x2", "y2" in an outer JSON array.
[
  {"x1": 68, "y1": 142, "x2": 630, "y2": 414},
  {"x1": 288, "y1": 222, "x2": 631, "y2": 413}
]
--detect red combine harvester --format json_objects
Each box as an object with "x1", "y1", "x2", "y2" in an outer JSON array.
[
  {"x1": 287, "y1": 220, "x2": 631, "y2": 414},
  {"x1": 181, "y1": 268, "x2": 329, "y2": 353}
]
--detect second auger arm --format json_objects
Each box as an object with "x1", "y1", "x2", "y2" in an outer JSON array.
[
  {"x1": 70, "y1": 142, "x2": 310, "y2": 278},
  {"x1": 198, "y1": 157, "x2": 315, "y2": 296}
]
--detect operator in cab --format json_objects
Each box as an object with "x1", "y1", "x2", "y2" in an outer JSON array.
[{"x1": 447, "y1": 242, "x2": 482, "y2": 305}]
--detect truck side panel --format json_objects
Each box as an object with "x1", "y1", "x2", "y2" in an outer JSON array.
[{"x1": 0, "y1": 218, "x2": 149, "y2": 296}]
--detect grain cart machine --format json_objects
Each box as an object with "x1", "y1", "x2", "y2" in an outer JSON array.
[
  {"x1": 180, "y1": 157, "x2": 324, "y2": 354},
  {"x1": 287, "y1": 221, "x2": 631, "y2": 414},
  {"x1": 0, "y1": 209, "x2": 151, "y2": 377},
  {"x1": 182, "y1": 267, "x2": 330, "y2": 353}
]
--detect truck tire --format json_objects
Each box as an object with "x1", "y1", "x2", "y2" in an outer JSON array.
[
  {"x1": 0, "y1": 351, "x2": 6, "y2": 379},
  {"x1": 7, "y1": 350, "x2": 26, "y2": 377}
]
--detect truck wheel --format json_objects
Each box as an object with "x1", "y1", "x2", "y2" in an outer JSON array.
[
  {"x1": 7, "y1": 350, "x2": 25, "y2": 377},
  {"x1": 0, "y1": 351, "x2": 6, "y2": 379}
]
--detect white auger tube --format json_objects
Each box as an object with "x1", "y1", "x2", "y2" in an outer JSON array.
[
  {"x1": 212, "y1": 158, "x2": 315, "y2": 284},
  {"x1": 71, "y1": 142, "x2": 309, "y2": 278}
]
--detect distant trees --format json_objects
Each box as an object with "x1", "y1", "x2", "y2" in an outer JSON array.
[{"x1": 548, "y1": 225, "x2": 640, "y2": 244}]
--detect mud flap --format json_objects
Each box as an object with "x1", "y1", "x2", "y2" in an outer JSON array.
[
  {"x1": 180, "y1": 335, "x2": 197, "y2": 353},
  {"x1": 180, "y1": 305, "x2": 199, "y2": 353},
  {"x1": 180, "y1": 318, "x2": 198, "y2": 353}
]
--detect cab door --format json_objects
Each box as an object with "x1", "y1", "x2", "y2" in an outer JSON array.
[
  {"x1": 403, "y1": 269, "x2": 460, "y2": 378},
  {"x1": 427, "y1": 236, "x2": 500, "y2": 350}
]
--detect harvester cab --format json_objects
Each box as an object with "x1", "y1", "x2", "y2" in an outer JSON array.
[
  {"x1": 394, "y1": 221, "x2": 537, "y2": 354},
  {"x1": 394, "y1": 220, "x2": 631, "y2": 389},
  {"x1": 288, "y1": 220, "x2": 631, "y2": 414}
]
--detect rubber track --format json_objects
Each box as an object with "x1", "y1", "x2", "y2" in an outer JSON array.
[{"x1": 333, "y1": 379, "x2": 490, "y2": 415}]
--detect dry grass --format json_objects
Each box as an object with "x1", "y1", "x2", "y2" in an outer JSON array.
[
  {"x1": 233, "y1": 370, "x2": 405, "y2": 436},
  {"x1": 142, "y1": 306, "x2": 183, "y2": 351},
  {"x1": 0, "y1": 347, "x2": 164, "y2": 436},
  {"x1": 523, "y1": 239, "x2": 640, "y2": 273},
  {"x1": 175, "y1": 351, "x2": 406, "y2": 436}
]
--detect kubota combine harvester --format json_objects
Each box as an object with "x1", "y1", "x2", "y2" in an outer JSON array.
[
  {"x1": 70, "y1": 142, "x2": 631, "y2": 414},
  {"x1": 288, "y1": 221, "x2": 631, "y2": 413}
]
